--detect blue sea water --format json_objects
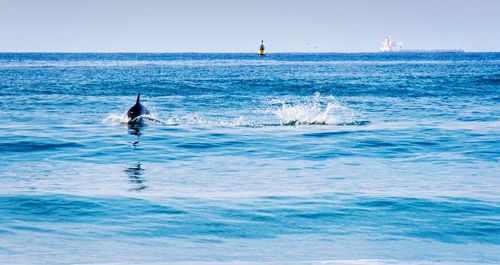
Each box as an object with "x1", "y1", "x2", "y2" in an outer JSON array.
[{"x1": 0, "y1": 52, "x2": 499, "y2": 265}]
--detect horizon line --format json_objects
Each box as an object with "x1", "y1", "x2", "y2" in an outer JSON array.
[{"x1": 1, "y1": 50, "x2": 499, "y2": 54}]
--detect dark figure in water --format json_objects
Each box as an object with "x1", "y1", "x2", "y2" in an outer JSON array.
[{"x1": 126, "y1": 93, "x2": 150, "y2": 123}]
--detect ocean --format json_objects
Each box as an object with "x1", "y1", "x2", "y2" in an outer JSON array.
[{"x1": 0, "y1": 52, "x2": 499, "y2": 264}]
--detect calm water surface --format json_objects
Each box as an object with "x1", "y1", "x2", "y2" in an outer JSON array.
[{"x1": 0, "y1": 53, "x2": 499, "y2": 264}]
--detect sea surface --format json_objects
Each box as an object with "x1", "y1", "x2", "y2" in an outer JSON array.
[{"x1": 0, "y1": 52, "x2": 499, "y2": 265}]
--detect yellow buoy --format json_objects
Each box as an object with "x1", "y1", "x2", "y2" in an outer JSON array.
[{"x1": 258, "y1": 40, "x2": 265, "y2": 56}]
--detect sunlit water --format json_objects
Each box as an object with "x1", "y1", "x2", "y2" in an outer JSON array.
[{"x1": 0, "y1": 53, "x2": 499, "y2": 265}]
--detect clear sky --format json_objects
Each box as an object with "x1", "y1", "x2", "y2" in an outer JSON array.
[{"x1": 0, "y1": 0, "x2": 499, "y2": 52}]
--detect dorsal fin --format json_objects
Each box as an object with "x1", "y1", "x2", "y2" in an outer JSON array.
[{"x1": 136, "y1": 93, "x2": 141, "y2": 104}]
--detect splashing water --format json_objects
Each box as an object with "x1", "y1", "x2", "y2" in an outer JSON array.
[
  {"x1": 273, "y1": 93, "x2": 354, "y2": 125},
  {"x1": 103, "y1": 113, "x2": 164, "y2": 125},
  {"x1": 103, "y1": 103, "x2": 166, "y2": 125},
  {"x1": 104, "y1": 94, "x2": 355, "y2": 127}
]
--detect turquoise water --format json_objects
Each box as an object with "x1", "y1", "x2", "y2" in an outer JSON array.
[{"x1": 0, "y1": 53, "x2": 499, "y2": 264}]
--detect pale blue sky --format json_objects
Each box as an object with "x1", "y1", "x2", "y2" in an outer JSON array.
[{"x1": 0, "y1": 0, "x2": 499, "y2": 52}]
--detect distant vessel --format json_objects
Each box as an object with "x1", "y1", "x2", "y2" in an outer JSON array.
[
  {"x1": 380, "y1": 36, "x2": 403, "y2": 52},
  {"x1": 258, "y1": 40, "x2": 265, "y2": 56},
  {"x1": 379, "y1": 37, "x2": 464, "y2": 53}
]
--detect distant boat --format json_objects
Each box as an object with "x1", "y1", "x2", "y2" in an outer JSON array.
[
  {"x1": 379, "y1": 36, "x2": 465, "y2": 53},
  {"x1": 379, "y1": 36, "x2": 403, "y2": 52},
  {"x1": 258, "y1": 40, "x2": 265, "y2": 56}
]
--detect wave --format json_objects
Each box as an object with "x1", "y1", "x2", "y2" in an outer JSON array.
[
  {"x1": 0, "y1": 194, "x2": 498, "y2": 244},
  {"x1": 0, "y1": 140, "x2": 82, "y2": 153},
  {"x1": 477, "y1": 76, "x2": 500, "y2": 85}
]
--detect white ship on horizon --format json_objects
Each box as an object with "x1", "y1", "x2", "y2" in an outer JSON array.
[
  {"x1": 380, "y1": 36, "x2": 403, "y2": 52},
  {"x1": 379, "y1": 36, "x2": 464, "y2": 53}
]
